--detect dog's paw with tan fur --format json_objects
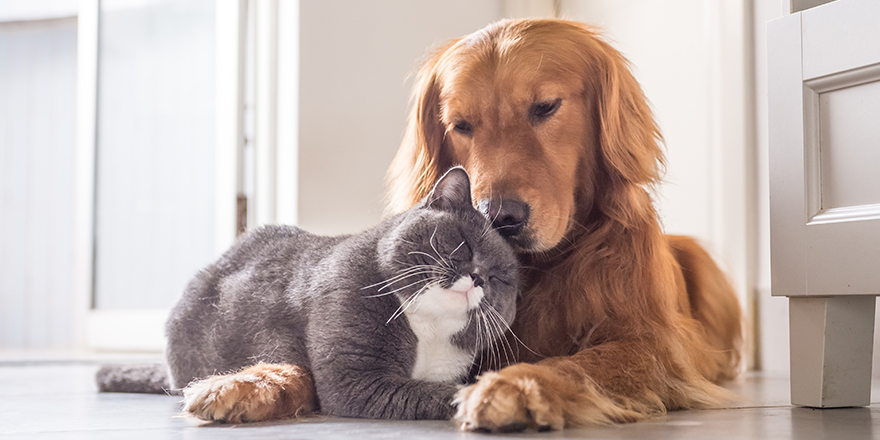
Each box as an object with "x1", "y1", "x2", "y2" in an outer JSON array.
[
  {"x1": 454, "y1": 362, "x2": 647, "y2": 432},
  {"x1": 453, "y1": 367, "x2": 565, "y2": 433},
  {"x1": 183, "y1": 363, "x2": 316, "y2": 423}
]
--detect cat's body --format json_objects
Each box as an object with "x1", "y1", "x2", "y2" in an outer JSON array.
[{"x1": 162, "y1": 168, "x2": 519, "y2": 420}]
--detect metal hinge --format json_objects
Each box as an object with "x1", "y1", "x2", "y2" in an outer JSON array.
[{"x1": 236, "y1": 193, "x2": 248, "y2": 236}]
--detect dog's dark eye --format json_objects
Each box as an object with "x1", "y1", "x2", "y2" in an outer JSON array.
[
  {"x1": 530, "y1": 99, "x2": 561, "y2": 122},
  {"x1": 453, "y1": 120, "x2": 473, "y2": 137}
]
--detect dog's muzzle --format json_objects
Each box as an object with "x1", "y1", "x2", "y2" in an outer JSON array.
[{"x1": 479, "y1": 198, "x2": 530, "y2": 239}]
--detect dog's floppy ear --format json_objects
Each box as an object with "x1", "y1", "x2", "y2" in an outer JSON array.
[
  {"x1": 386, "y1": 39, "x2": 460, "y2": 214},
  {"x1": 589, "y1": 32, "x2": 665, "y2": 187}
]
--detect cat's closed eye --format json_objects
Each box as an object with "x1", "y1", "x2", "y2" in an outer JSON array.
[
  {"x1": 488, "y1": 275, "x2": 512, "y2": 286},
  {"x1": 447, "y1": 240, "x2": 473, "y2": 263}
]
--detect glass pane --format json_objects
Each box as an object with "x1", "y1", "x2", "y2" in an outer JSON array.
[{"x1": 95, "y1": 0, "x2": 216, "y2": 309}]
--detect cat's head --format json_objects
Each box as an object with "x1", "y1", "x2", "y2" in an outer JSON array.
[{"x1": 376, "y1": 167, "x2": 519, "y2": 353}]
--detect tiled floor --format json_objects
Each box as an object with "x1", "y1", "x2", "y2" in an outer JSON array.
[{"x1": 1, "y1": 359, "x2": 879, "y2": 439}]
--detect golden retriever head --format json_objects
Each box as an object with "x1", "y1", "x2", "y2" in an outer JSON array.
[{"x1": 388, "y1": 19, "x2": 664, "y2": 253}]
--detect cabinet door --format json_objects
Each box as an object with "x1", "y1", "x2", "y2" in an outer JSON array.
[
  {"x1": 769, "y1": 0, "x2": 880, "y2": 408},
  {"x1": 769, "y1": 0, "x2": 880, "y2": 298}
]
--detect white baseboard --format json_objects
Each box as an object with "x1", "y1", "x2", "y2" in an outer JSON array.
[{"x1": 86, "y1": 309, "x2": 167, "y2": 352}]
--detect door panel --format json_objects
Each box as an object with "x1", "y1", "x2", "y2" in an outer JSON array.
[
  {"x1": 769, "y1": 0, "x2": 880, "y2": 407},
  {"x1": 770, "y1": 0, "x2": 880, "y2": 297},
  {"x1": 816, "y1": 79, "x2": 880, "y2": 211},
  {"x1": 801, "y1": 0, "x2": 880, "y2": 80},
  {"x1": 768, "y1": 13, "x2": 807, "y2": 296},
  {"x1": 94, "y1": 0, "x2": 217, "y2": 309},
  {"x1": 0, "y1": 18, "x2": 77, "y2": 348}
]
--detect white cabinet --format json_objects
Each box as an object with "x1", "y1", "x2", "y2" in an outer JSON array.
[{"x1": 768, "y1": 0, "x2": 880, "y2": 408}]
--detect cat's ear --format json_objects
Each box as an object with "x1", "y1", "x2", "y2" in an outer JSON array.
[{"x1": 427, "y1": 166, "x2": 473, "y2": 211}]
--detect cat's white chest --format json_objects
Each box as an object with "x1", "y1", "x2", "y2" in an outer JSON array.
[{"x1": 403, "y1": 279, "x2": 482, "y2": 382}]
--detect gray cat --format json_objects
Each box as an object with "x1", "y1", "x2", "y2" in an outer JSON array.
[{"x1": 97, "y1": 167, "x2": 519, "y2": 422}]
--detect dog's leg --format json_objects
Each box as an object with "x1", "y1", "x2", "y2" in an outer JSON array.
[
  {"x1": 183, "y1": 363, "x2": 317, "y2": 423},
  {"x1": 454, "y1": 339, "x2": 735, "y2": 432}
]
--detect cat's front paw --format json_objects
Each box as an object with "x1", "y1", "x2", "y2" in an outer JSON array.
[{"x1": 183, "y1": 363, "x2": 316, "y2": 423}]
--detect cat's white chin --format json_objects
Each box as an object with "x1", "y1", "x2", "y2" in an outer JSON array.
[
  {"x1": 448, "y1": 276, "x2": 485, "y2": 310},
  {"x1": 404, "y1": 277, "x2": 481, "y2": 382}
]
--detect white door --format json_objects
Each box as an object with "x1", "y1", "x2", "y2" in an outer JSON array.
[
  {"x1": 0, "y1": 16, "x2": 78, "y2": 348},
  {"x1": 77, "y1": 0, "x2": 245, "y2": 350},
  {"x1": 768, "y1": 0, "x2": 880, "y2": 408}
]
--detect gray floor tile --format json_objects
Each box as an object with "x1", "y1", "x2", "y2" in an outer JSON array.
[{"x1": 1, "y1": 364, "x2": 879, "y2": 439}]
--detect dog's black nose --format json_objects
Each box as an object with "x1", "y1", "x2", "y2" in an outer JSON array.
[{"x1": 480, "y1": 199, "x2": 530, "y2": 238}]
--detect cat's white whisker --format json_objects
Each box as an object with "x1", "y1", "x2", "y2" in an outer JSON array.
[
  {"x1": 479, "y1": 186, "x2": 494, "y2": 238},
  {"x1": 406, "y1": 250, "x2": 447, "y2": 268},
  {"x1": 463, "y1": 313, "x2": 478, "y2": 366},
  {"x1": 361, "y1": 265, "x2": 437, "y2": 290},
  {"x1": 428, "y1": 225, "x2": 452, "y2": 269},
  {"x1": 372, "y1": 272, "x2": 433, "y2": 292},
  {"x1": 479, "y1": 309, "x2": 499, "y2": 370},
  {"x1": 363, "y1": 276, "x2": 435, "y2": 298},
  {"x1": 474, "y1": 311, "x2": 486, "y2": 373},
  {"x1": 374, "y1": 270, "x2": 439, "y2": 291},
  {"x1": 399, "y1": 286, "x2": 426, "y2": 316},
  {"x1": 484, "y1": 303, "x2": 543, "y2": 359},
  {"x1": 386, "y1": 292, "x2": 417, "y2": 325},
  {"x1": 448, "y1": 240, "x2": 466, "y2": 260},
  {"x1": 477, "y1": 305, "x2": 503, "y2": 370},
  {"x1": 392, "y1": 260, "x2": 440, "y2": 271},
  {"x1": 387, "y1": 288, "x2": 423, "y2": 324},
  {"x1": 410, "y1": 295, "x2": 426, "y2": 314},
  {"x1": 361, "y1": 262, "x2": 449, "y2": 293},
  {"x1": 481, "y1": 192, "x2": 504, "y2": 239},
  {"x1": 490, "y1": 313, "x2": 505, "y2": 368},
  {"x1": 386, "y1": 283, "x2": 432, "y2": 324},
  {"x1": 484, "y1": 306, "x2": 514, "y2": 368}
]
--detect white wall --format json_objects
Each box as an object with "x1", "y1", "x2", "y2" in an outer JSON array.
[
  {"x1": 0, "y1": 0, "x2": 77, "y2": 22},
  {"x1": 0, "y1": 18, "x2": 78, "y2": 348},
  {"x1": 753, "y1": 0, "x2": 789, "y2": 374},
  {"x1": 295, "y1": 0, "x2": 503, "y2": 235}
]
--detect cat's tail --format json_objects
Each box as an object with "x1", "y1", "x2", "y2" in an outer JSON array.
[{"x1": 96, "y1": 363, "x2": 176, "y2": 395}]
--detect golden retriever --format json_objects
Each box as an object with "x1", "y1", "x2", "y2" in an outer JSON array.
[{"x1": 387, "y1": 18, "x2": 743, "y2": 431}]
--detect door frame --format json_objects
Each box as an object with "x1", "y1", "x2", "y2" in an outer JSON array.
[{"x1": 74, "y1": 0, "x2": 248, "y2": 351}]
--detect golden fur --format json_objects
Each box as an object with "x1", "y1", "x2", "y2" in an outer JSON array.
[
  {"x1": 388, "y1": 18, "x2": 743, "y2": 431},
  {"x1": 183, "y1": 363, "x2": 316, "y2": 423}
]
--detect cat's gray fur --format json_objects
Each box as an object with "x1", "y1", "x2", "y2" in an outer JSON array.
[{"x1": 97, "y1": 167, "x2": 519, "y2": 420}]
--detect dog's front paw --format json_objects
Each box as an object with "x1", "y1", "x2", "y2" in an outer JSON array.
[
  {"x1": 183, "y1": 363, "x2": 316, "y2": 423},
  {"x1": 453, "y1": 367, "x2": 564, "y2": 433}
]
